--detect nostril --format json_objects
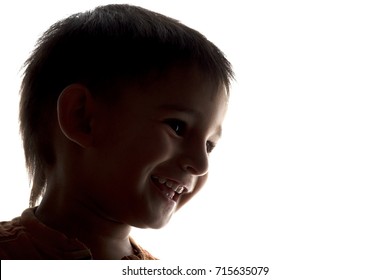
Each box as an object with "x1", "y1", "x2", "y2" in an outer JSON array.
[
  {"x1": 181, "y1": 160, "x2": 208, "y2": 176},
  {"x1": 179, "y1": 144, "x2": 209, "y2": 176}
]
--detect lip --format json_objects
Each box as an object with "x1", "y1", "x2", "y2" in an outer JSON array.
[
  {"x1": 150, "y1": 176, "x2": 179, "y2": 203},
  {"x1": 153, "y1": 174, "x2": 193, "y2": 192}
]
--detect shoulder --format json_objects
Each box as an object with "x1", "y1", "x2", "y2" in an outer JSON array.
[
  {"x1": 0, "y1": 213, "x2": 25, "y2": 259},
  {"x1": 0, "y1": 215, "x2": 23, "y2": 240},
  {"x1": 127, "y1": 237, "x2": 158, "y2": 260},
  {"x1": 0, "y1": 208, "x2": 47, "y2": 259}
]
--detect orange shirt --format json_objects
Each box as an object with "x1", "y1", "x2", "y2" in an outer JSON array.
[{"x1": 0, "y1": 208, "x2": 156, "y2": 260}]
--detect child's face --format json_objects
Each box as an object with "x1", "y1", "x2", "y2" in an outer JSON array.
[{"x1": 85, "y1": 65, "x2": 228, "y2": 229}]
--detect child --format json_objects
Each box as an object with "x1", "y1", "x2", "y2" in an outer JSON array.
[{"x1": 0, "y1": 4, "x2": 233, "y2": 259}]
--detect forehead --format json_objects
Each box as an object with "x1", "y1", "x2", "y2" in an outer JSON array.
[
  {"x1": 107, "y1": 64, "x2": 228, "y2": 135},
  {"x1": 119, "y1": 63, "x2": 228, "y2": 107}
]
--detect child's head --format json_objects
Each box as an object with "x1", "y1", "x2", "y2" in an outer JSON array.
[{"x1": 20, "y1": 4, "x2": 233, "y2": 228}]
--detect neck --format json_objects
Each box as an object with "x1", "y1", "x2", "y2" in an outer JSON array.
[{"x1": 35, "y1": 187, "x2": 133, "y2": 260}]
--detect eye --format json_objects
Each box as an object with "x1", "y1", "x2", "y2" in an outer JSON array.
[
  {"x1": 164, "y1": 119, "x2": 187, "y2": 136},
  {"x1": 206, "y1": 141, "x2": 216, "y2": 153}
]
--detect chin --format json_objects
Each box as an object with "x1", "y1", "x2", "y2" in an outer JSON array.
[
  {"x1": 133, "y1": 213, "x2": 174, "y2": 229},
  {"x1": 149, "y1": 216, "x2": 173, "y2": 229}
]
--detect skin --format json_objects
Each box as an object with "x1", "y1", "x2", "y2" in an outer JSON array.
[{"x1": 35, "y1": 64, "x2": 228, "y2": 259}]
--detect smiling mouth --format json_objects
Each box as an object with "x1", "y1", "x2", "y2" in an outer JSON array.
[{"x1": 151, "y1": 175, "x2": 187, "y2": 202}]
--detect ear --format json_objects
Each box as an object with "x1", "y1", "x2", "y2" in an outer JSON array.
[{"x1": 57, "y1": 84, "x2": 95, "y2": 148}]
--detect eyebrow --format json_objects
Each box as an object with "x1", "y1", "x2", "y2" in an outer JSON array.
[
  {"x1": 158, "y1": 104, "x2": 223, "y2": 138},
  {"x1": 157, "y1": 104, "x2": 198, "y2": 115}
]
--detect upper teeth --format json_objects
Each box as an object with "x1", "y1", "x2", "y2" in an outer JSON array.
[{"x1": 153, "y1": 176, "x2": 186, "y2": 194}]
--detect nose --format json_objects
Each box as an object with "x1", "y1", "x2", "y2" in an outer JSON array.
[{"x1": 179, "y1": 142, "x2": 209, "y2": 176}]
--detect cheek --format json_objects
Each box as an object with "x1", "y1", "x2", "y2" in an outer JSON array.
[
  {"x1": 110, "y1": 125, "x2": 173, "y2": 162},
  {"x1": 97, "y1": 128, "x2": 176, "y2": 190},
  {"x1": 142, "y1": 126, "x2": 179, "y2": 159}
]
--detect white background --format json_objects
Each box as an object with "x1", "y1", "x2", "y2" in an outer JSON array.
[{"x1": 1, "y1": 0, "x2": 390, "y2": 279}]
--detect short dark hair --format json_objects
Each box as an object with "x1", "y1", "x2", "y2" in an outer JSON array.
[{"x1": 19, "y1": 4, "x2": 234, "y2": 207}]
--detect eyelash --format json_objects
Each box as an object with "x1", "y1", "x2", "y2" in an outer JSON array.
[
  {"x1": 206, "y1": 141, "x2": 216, "y2": 153},
  {"x1": 163, "y1": 118, "x2": 216, "y2": 153},
  {"x1": 164, "y1": 118, "x2": 187, "y2": 137}
]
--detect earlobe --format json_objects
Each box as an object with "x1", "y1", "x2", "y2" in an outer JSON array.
[{"x1": 57, "y1": 84, "x2": 95, "y2": 148}]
